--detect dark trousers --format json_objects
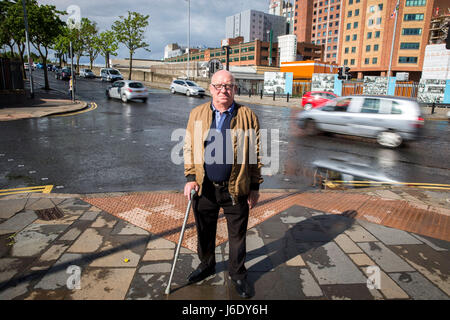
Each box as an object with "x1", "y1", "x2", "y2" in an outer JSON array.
[{"x1": 192, "y1": 179, "x2": 249, "y2": 280}]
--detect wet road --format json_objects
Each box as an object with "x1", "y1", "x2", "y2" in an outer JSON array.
[{"x1": 0, "y1": 70, "x2": 449, "y2": 194}]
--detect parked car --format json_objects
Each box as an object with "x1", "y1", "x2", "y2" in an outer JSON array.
[
  {"x1": 297, "y1": 95, "x2": 424, "y2": 148},
  {"x1": 47, "y1": 64, "x2": 54, "y2": 71},
  {"x1": 24, "y1": 63, "x2": 29, "y2": 71},
  {"x1": 170, "y1": 79, "x2": 205, "y2": 97},
  {"x1": 36, "y1": 63, "x2": 44, "y2": 69},
  {"x1": 302, "y1": 91, "x2": 338, "y2": 110},
  {"x1": 80, "y1": 68, "x2": 96, "y2": 78},
  {"x1": 105, "y1": 80, "x2": 148, "y2": 103},
  {"x1": 100, "y1": 68, "x2": 123, "y2": 82},
  {"x1": 53, "y1": 66, "x2": 62, "y2": 73},
  {"x1": 55, "y1": 67, "x2": 71, "y2": 80}
]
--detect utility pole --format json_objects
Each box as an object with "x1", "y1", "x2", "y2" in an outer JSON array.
[
  {"x1": 22, "y1": 0, "x2": 34, "y2": 99},
  {"x1": 388, "y1": 0, "x2": 400, "y2": 78},
  {"x1": 70, "y1": 41, "x2": 75, "y2": 102}
]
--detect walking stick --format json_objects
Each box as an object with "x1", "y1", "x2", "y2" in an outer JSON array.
[{"x1": 165, "y1": 189, "x2": 196, "y2": 295}]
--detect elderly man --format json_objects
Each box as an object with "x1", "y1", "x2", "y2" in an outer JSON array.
[{"x1": 183, "y1": 70, "x2": 263, "y2": 298}]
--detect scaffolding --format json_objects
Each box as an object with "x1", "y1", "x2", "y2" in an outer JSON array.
[{"x1": 429, "y1": 14, "x2": 450, "y2": 45}]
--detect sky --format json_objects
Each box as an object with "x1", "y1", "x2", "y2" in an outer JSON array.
[{"x1": 39, "y1": 0, "x2": 270, "y2": 65}]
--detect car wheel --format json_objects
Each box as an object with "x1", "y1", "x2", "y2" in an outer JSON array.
[
  {"x1": 186, "y1": 90, "x2": 191, "y2": 97},
  {"x1": 304, "y1": 119, "x2": 319, "y2": 136},
  {"x1": 106, "y1": 90, "x2": 110, "y2": 99},
  {"x1": 376, "y1": 131, "x2": 403, "y2": 148},
  {"x1": 171, "y1": 88, "x2": 176, "y2": 94},
  {"x1": 121, "y1": 94, "x2": 128, "y2": 103},
  {"x1": 304, "y1": 103, "x2": 313, "y2": 111}
]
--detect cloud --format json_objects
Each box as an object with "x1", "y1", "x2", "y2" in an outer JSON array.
[{"x1": 39, "y1": 0, "x2": 269, "y2": 61}]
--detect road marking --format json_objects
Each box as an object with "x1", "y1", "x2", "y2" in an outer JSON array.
[
  {"x1": 50, "y1": 102, "x2": 98, "y2": 117},
  {"x1": 324, "y1": 180, "x2": 450, "y2": 190},
  {"x1": 0, "y1": 185, "x2": 53, "y2": 196}
]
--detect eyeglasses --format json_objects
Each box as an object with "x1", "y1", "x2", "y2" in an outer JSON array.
[{"x1": 211, "y1": 83, "x2": 235, "y2": 91}]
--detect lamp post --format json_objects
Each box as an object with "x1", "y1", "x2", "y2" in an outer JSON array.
[
  {"x1": 187, "y1": 0, "x2": 190, "y2": 79},
  {"x1": 387, "y1": 0, "x2": 400, "y2": 78},
  {"x1": 22, "y1": 0, "x2": 34, "y2": 98},
  {"x1": 222, "y1": 45, "x2": 231, "y2": 71}
]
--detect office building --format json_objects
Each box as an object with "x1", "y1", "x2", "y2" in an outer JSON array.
[
  {"x1": 225, "y1": 10, "x2": 287, "y2": 43},
  {"x1": 338, "y1": 0, "x2": 448, "y2": 80},
  {"x1": 293, "y1": 0, "x2": 342, "y2": 64}
]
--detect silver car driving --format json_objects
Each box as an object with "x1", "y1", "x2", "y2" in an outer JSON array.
[
  {"x1": 106, "y1": 80, "x2": 148, "y2": 103},
  {"x1": 170, "y1": 79, "x2": 205, "y2": 97},
  {"x1": 297, "y1": 95, "x2": 424, "y2": 148}
]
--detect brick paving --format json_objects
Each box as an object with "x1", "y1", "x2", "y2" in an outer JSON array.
[{"x1": 0, "y1": 187, "x2": 449, "y2": 300}]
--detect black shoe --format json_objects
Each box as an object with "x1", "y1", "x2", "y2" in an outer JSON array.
[
  {"x1": 231, "y1": 278, "x2": 254, "y2": 299},
  {"x1": 187, "y1": 265, "x2": 216, "y2": 283}
]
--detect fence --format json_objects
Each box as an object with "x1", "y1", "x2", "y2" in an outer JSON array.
[
  {"x1": 292, "y1": 81, "x2": 311, "y2": 97},
  {"x1": 0, "y1": 58, "x2": 24, "y2": 91},
  {"x1": 342, "y1": 80, "x2": 364, "y2": 96},
  {"x1": 395, "y1": 81, "x2": 419, "y2": 98}
]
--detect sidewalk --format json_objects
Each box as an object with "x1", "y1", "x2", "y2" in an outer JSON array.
[
  {"x1": 0, "y1": 87, "x2": 88, "y2": 121},
  {"x1": 0, "y1": 186, "x2": 448, "y2": 300}
]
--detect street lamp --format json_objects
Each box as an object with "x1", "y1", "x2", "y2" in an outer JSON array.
[
  {"x1": 22, "y1": 0, "x2": 34, "y2": 99},
  {"x1": 186, "y1": 0, "x2": 190, "y2": 79}
]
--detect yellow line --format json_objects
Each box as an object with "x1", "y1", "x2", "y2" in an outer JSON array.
[
  {"x1": 332, "y1": 181, "x2": 450, "y2": 187},
  {"x1": 325, "y1": 181, "x2": 450, "y2": 190},
  {"x1": 51, "y1": 102, "x2": 97, "y2": 117},
  {"x1": 0, "y1": 186, "x2": 46, "y2": 192},
  {"x1": 0, "y1": 185, "x2": 53, "y2": 196}
]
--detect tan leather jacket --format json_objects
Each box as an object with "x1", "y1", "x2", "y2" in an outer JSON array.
[{"x1": 183, "y1": 101, "x2": 263, "y2": 202}]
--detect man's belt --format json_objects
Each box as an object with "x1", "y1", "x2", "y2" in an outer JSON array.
[{"x1": 211, "y1": 180, "x2": 229, "y2": 187}]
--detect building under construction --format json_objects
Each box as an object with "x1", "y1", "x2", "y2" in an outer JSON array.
[{"x1": 429, "y1": 13, "x2": 450, "y2": 44}]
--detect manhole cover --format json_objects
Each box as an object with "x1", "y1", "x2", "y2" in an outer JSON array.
[{"x1": 35, "y1": 207, "x2": 64, "y2": 221}]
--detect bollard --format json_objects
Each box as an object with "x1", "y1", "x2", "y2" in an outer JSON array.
[
  {"x1": 249, "y1": 89, "x2": 251, "y2": 98},
  {"x1": 431, "y1": 103, "x2": 435, "y2": 114},
  {"x1": 287, "y1": 92, "x2": 290, "y2": 102},
  {"x1": 273, "y1": 91, "x2": 275, "y2": 101},
  {"x1": 260, "y1": 90, "x2": 263, "y2": 99},
  {"x1": 238, "y1": 87, "x2": 241, "y2": 96}
]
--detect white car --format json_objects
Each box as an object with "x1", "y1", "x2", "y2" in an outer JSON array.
[
  {"x1": 106, "y1": 80, "x2": 148, "y2": 103},
  {"x1": 100, "y1": 68, "x2": 123, "y2": 82},
  {"x1": 80, "y1": 68, "x2": 96, "y2": 78},
  {"x1": 170, "y1": 79, "x2": 205, "y2": 97}
]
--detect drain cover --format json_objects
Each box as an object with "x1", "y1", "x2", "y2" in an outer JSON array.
[{"x1": 35, "y1": 207, "x2": 64, "y2": 221}]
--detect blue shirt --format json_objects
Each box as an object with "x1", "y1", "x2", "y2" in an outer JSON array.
[{"x1": 212, "y1": 102, "x2": 235, "y2": 131}]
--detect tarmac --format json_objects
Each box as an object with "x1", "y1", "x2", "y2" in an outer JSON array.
[{"x1": 0, "y1": 83, "x2": 449, "y2": 302}]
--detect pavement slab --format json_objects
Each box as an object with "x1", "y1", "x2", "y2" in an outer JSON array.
[
  {"x1": 357, "y1": 220, "x2": 424, "y2": 246},
  {"x1": 298, "y1": 268, "x2": 323, "y2": 298},
  {"x1": 361, "y1": 267, "x2": 409, "y2": 300},
  {"x1": 67, "y1": 228, "x2": 104, "y2": 253},
  {"x1": 0, "y1": 199, "x2": 28, "y2": 219},
  {"x1": 304, "y1": 241, "x2": 367, "y2": 285},
  {"x1": 358, "y1": 242, "x2": 415, "y2": 273},
  {"x1": 0, "y1": 210, "x2": 37, "y2": 235},
  {"x1": 390, "y1": 272, "x2": 449, "y2": 300}
]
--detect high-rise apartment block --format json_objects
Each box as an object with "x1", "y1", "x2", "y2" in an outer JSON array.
[
  {"x1": 293, "y1": 0, "x2": 449, "y2": 80},
  {"x1": 225, "y1": 10, "x2": 287, "y2": 43}
]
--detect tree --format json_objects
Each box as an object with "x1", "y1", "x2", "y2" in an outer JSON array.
[
  {"x1": 95, "y1": 30, "x2": 118, "y2": 68},
  {"x1": 53, "y1": 27, "x2": 71, "y2": 67},
  {"x1": 0, "y1": 0, "x2": 16, "y2": 57},
  {"x1": 27, "y1": 0, "x2": 65, "y2": 89},
  {"x1": 112, "y1": 11, "x2": 150, "y2": 80},
  {"x1": 81, "y1": 18, "x2": 99, "y2": 70}
]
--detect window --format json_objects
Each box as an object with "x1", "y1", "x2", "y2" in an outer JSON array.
[
  {"x1": 352, "y1": 34, "x2": 357, "y2": 41},
  {"x1": 354, "y1": 22, "x2": 358, "y2": 28},
  {"x1": 402, "y1": 28, "x2": 422, "y2": 35},
  {"x1": 391, "y1": 101, "x2": 402, "y2": 114},
  {"x1": 350, "y1": 59, "x2": 355, "y2": 65},
  {"x1": 400, "y1": 42, "x2": 420, "y2": 49},
  {"x1": 367, "y1": 32, "x2": 372, "y2": 39},
  {"x1": 345, "y1": 47, "x2": 349, "y2": 53},
  {"x1": 404, "y1": 13, "x2": 424, "y2": 21},
  {"x1": 361, "y1": 98, "x2": 380, "y2": 113},
  {"x1": 375, "y1": 31, "x2": 381, "y2": 38},
  {"x1": 374, "y1": 44, "x2": 379, "y2": 51},
  {"x1": 345, "y1": 35, "x2": 350, "y2": 41},
  {"x1": 351, "y1": 47, "x2": 356, "y2": 53},
  {"x1": 347, "y1": 23, "x2": 351, "y2": 29},
  {"x1": 364, "y1": 58, "x2": 370, "y2": 64},
  {"x1": 366, "y1": 45, "x2": 371, "y2": 52},
  {"x1": 355, "y1": 9, "x2": 359, "y2": 16},
  {"x1": 405, "y1": 0, "x2": 426, "y2": 6},
  {"x1": 348, "y1": 10, "x2": 352, "y2": 17},
  {"x1": 399, "y1": 56, "x2": 418, "y2": 63},
  {"x1": 372, "y1": 57, "x2": 378, "y2": 64},
  {"x1": 344, "y1": 59, "x2": 348, "y2": 65}
]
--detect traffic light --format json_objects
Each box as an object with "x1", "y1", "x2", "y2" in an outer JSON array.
[
  {"x1": 338, "y1": 67, "x2": 344, "y2": 80},
  {"x1": 345, "y1": 67, "x2": 351, "y2": 80}
]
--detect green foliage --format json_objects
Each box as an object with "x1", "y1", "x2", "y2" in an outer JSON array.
[
  {"x1": 95, "y1": 30, "x2": 119, "y2": 67},
  {"x1": 112, "y1": 11, "x2": 150, "y2": 55}
]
